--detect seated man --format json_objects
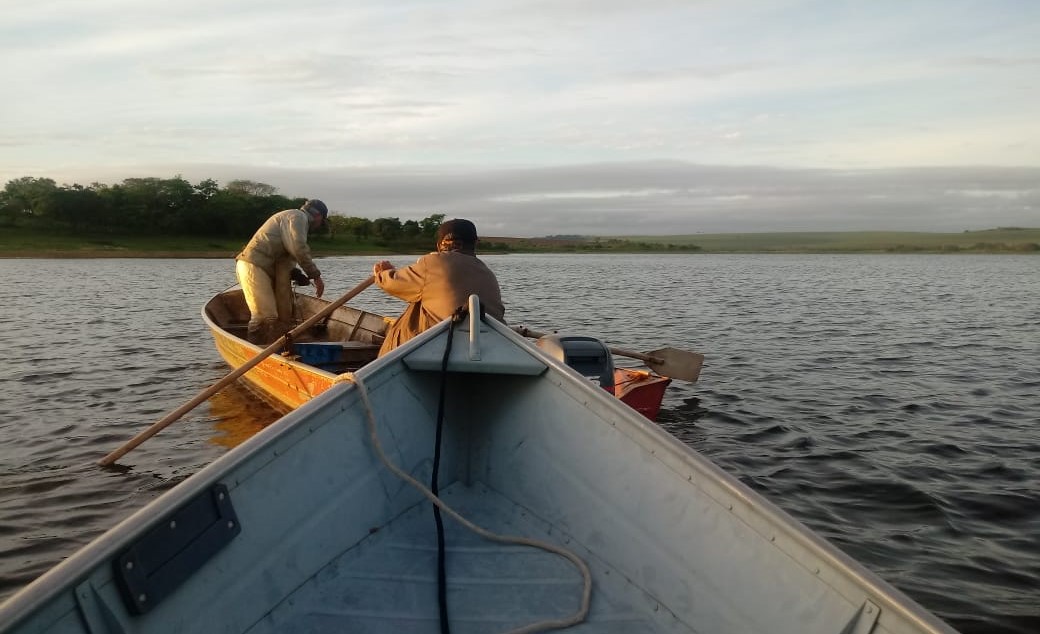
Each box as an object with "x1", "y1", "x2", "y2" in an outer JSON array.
[{"x1": 372, "y1": 218, "x2": 505, "y2": 356}]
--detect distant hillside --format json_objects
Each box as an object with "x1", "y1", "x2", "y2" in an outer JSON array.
[
  {"x1": 605, "y1": 228, "x2": 1040, "y2": 253},
  {"x1": 478, "y1": 236, "x2": 700, "y2": 252}
]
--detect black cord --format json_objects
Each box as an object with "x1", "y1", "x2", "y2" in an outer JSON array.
[{"x1": 433, "y1": 306, "x2": 467, "y2": 634}]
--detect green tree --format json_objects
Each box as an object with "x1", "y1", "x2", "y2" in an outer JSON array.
[
  {"x1": 114, "y1": 177, "x2": 198, "y2": 233},
  {"x1": 402, "y1": 219, "x2": 421, "y2": 239},
  {"x1": 419, "y1": 213, "x2": 446, "y2": 237},
  {"x1": 206, "y1": 189, "x2": 269, "y2": 238},
  {"x1": 1, "y1": 174, "x2": 479, "y2": 248},
  {"x1": 194, "y1": 178, "x2": 220, "y2": 200},
  {"x1": 0, "y1": 191, "x2": 18, "y2": 227},
  {"x1": 371, "y1": 217, "x2": 403, "y2": 242},
  {"x1": 330, "y1": 216, "x2": 372, "y2": 241},
  {"x1": 3, "y1": 176, "x2": 58, "y2": 217},
  {"x1": 39, "y1": 184, "x2": 107, "y2": 232},
  {"x1": 172, "y1": 179, "x2": 222, "y2": 236},
  {"x1": 226, "y1": 180, "x2": 279, "y2": 197}
]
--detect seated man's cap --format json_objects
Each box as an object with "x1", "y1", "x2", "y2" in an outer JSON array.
[{"x1": 436, "y1": 219, "x2": 478, "y2": 243}]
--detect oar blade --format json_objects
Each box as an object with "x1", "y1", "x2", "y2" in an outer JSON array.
[{"x1": 645, "y1": 347, "x2": 704, "y2": 382}]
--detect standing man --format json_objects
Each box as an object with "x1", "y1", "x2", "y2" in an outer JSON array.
[
  {"x1": 235, "y1": 199, "x2": 328, "y2": 344},
  {"x1": 372, "y1": 218, "x2": 504, "y2": 356}
]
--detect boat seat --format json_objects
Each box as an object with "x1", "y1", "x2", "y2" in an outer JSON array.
[{"x1": 403, "y1": 322, "x2": 547, "y2": 376}]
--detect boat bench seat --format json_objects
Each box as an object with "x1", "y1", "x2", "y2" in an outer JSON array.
[{"x1": 402, "y1": 326, "x2": 547, "y2": 377}]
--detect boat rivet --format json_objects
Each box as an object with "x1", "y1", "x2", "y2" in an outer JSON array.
[
  {"x1": 866, "y1": 606, "x2": 874, "y2": 613},
  {"x1": 125, "y1": 561, "x2": 133, "y2": 570},
  {"x1": 687, "y1": 475, "x2": 692, "y2": 481},
  {"x1": 770, "y1": 536, "x2": 775, "y2": 542},
  {"x1": 727, "y1": 504, "x2": 733, "y2": 510},
  {"x1": 169, "y1": 520, "x2": 177, "y2": 529},
  {"x1": 654, "y1": 604, "x2": 660, "y2": 612},
  {"x1": 138, "y1": 594, "x2": 147, "y2": 603},
  {"x1": 219, "y1": 492, "x2": 225, "y2": 501},
  {"x1": 814, "y1": 567, "x2": 820, "y2": 574},
  {"x1": 228, "y1": 521, "x2": 235, "y2": 529}
]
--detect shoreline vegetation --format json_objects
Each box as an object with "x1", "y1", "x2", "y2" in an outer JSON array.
[
  {"x1": 2, "y1": 175, "x2": 1037, "y2": 257},
  {"x1": 4, "y1": 227, "x2": 1039, "y2": 258}
]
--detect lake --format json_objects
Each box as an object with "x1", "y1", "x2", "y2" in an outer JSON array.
[{"x1": 0, "y1": 254, "x2": 1037, "y2": 634}]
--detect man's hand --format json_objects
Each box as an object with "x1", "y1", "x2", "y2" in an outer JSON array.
[
  {"x1": 372, "y1": 260, "x2": 395, "y2": 276},
  {"x1": 313, "y1": 276, "x2": 325, "y2": 298}
]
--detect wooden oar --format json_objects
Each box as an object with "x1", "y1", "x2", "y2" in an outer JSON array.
[
  {"x1": 511, "y1": 325, "x2": 704, "y2": 382},
  {"x1": 98, "y1": 276, "x2": 375, "y2": 467}
]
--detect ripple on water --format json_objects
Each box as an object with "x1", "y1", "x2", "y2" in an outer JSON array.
[{"x1": 2, "y1": 254, "x2": 1039, "y2": 634}]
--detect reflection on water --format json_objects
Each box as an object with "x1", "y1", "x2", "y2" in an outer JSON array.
[{"x1": 205, "y1": 382, "x2": 286, "y2": 450}]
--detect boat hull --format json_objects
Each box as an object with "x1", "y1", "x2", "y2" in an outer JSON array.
[
  {"x1": 203, "y1": 289, "x2": 674, "y2": 420},
  {"x1": 615, "y1": 367, "x2": 672, "y2": 420},
  {"x1": 206, "y1": 321, "x2": 334, "y2": 409},
  {"x1": 201, "y1": 289, "x2": 383, "y2": 410}
]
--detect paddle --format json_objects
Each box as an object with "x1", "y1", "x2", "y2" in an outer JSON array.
[
  {"x1": 98, "y1": 276, "x2": 376, "y2": 467},
  {"x1": 510, "y1": 325, "x2": 704, "y2": 382}
]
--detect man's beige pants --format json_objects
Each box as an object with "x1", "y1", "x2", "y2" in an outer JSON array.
[{"x1": 235, "y1": 259, "x2": 295, "y2": 342}]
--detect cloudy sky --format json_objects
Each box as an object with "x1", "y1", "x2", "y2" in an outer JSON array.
[{"x1": 2, "y1": 0, "x2": 1038, "y2": 236}]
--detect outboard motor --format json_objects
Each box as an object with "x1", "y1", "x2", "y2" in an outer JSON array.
[{"x1": 536, "y1": 334, "x2": 615, "y2": 392}]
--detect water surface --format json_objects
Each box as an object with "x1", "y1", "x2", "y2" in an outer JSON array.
[{"x1": 0, "y1": 254, "x2": 1037, "y2": 634}]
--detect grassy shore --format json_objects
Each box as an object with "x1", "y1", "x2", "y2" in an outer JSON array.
[
  {"x1": 613, "y1": 228, "x2": 1040, "y2": 254},
  {"x1": 1, "y1": 226, "x2": 1038, "y2": 257}
]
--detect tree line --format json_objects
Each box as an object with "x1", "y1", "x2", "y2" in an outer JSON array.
[{"x1": 0, "y1": 175, "x2": 446, "y2": 246}]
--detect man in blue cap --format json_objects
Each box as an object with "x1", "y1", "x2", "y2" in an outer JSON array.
[
  {"x1": 235, "y1": 199, "x2": 328, "y2": 344},
  {"x1": 372, "y1": 218, "x2": 504, "y2": 356}
]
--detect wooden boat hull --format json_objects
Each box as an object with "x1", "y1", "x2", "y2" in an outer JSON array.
[
  {"x1": 207, "y1": 320, "x2": 333, "y2": 409},
  {"x1": 201, "y1": 289, "x2": 384, "y2": 410},
  {"x1": 0, "y1": 302, "x2": 958, "y2": 634},
  {"x1": 203, "y1": 289, "x2": 674, "y2": 420}
]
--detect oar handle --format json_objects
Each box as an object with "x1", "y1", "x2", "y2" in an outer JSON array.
[
  {"x1": 603, "y1": 346, "x2": 661, "y2": 365},
  {"x1": 98, "y1": 276, "x2": 375, "y2": 467}
]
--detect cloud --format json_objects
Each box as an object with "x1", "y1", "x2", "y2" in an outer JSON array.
[
  {"x1": 2, "y1": 1, "x2": 1039, "y2": 225},
  {"x1": 942, "y1": 56, "x2": 1040, "y2": 69}
]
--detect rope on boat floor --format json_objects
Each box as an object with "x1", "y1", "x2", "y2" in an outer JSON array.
[{"x1": 338, "y1": 373, "x2": 593, "y2": 634}]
